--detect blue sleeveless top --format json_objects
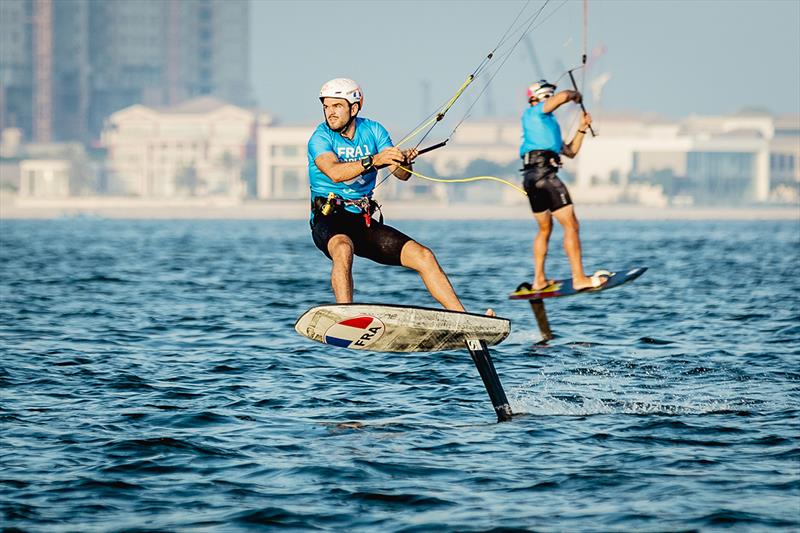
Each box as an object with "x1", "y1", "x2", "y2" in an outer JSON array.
[{"x1": 520, "y1": 102, "x2": 562, "y2": 156}]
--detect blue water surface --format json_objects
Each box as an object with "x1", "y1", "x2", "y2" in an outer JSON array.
[{"x1": 1, "y1": 218, "x2": 799, "y2": 532}]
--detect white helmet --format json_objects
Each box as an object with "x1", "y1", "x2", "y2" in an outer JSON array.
[
  {"x1": 319, "y1": 78, "x2": 363, "y2": 107},
  {"x1": 527, "y1": 80, "x2": 556, "y2": 101}
]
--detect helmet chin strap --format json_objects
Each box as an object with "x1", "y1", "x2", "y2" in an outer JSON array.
[{"x1": 327, "y1": 103, "x2": 359, "y2": 135}]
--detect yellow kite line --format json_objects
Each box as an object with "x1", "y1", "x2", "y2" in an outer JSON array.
[
  {"x1": 394, "y1": 74, "x2": 475, "y2": 148},
  {"x1": 397, "y1": 166, "x2": 528, "y2": 197},
  {"x1": 385, "y1": 76, "x2": 526, "y2": 197},
  {"x1": 376, "y1": 0, "x2": 571, "y2": 197}
]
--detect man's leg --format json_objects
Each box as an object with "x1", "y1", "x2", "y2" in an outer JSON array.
[
  {"x1": 552, "y1": 205, "x2": 604, "y2": 290},
  {"x1": 532, "y1": 210, "x2": 554, "y2": 290},
  {"x1": 400, "y1": 241, "x2": 466, "y2": 312},
  {"x1": 327, "y1": 234, "x2": 355, "y2": 303}
]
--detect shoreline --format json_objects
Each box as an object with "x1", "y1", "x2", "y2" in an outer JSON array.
[{"x1": 1, "y1": 196, "x2": 798, "y2": 221}]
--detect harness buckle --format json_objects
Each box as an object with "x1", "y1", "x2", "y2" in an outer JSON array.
[
  {"x1": 313, "y1": 194, "x2": 383, "y2": 228},
  {"x1": 320, "y1": 192, "x2": 336, "y2": 216},
  {"x1": 522, "y1": 150, "x2": 562, "y2": 168},
  {"x1": 346, "y1": 196, "x2": 376, "y2": 227}
]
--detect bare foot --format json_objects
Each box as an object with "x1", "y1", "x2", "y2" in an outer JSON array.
[
  {"x1": 572, "y1": 274, "x2": 608, "y2": 291},
  {"x1": 532, "y1": 278, "x2": 555, "y2": 291}
]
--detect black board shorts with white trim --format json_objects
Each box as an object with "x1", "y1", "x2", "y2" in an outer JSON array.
[
  {"x1": 311, "y1": 210, "x2": 412, "y2": 266},
  {"x1": 522, "y1": 164, "x2": 573, "y2": 214}
]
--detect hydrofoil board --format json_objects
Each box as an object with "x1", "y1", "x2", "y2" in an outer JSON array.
[
  {"x1": 510, "y1": 267, "x2": 647, "y2": 300},
  {"x1": 295, "y1": 304, "x2": 510, "y2": 352}
]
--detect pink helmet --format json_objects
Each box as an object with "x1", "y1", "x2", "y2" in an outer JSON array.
[{"x1": 527, "y1": 80, "x2": 556, "y2": 101}]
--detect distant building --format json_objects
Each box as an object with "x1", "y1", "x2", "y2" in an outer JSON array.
[
  {"x1": 0, "y1": 160, "x2": 21, "y2": 192},
  {"x1": 16, "y1": 142, "x2": 97, "y2": 197},
  {"x1": 102, "y1": 97, "x2": 254, "y2": 198},
  {"x1": 426, "y1": 119, "x2": 519, "y2": 176},
  {"x1": 19, "y1": 159, "x2": 71, "y2": 197},
  {"x1": 575, "y1": 112, "x2": 800, "y2": 204},
  {"x1": 256, "y1": 120, "x2": 312, "y2": 200},
  {"x1": 769, "y1": 115, "x2": 800, "y2": 203},
  {"x1": 254, "y1": 112, "x2": 798, "y2": 206},
  {"x1": 421, "y1": 119, "x2": 521, "y2": 204},
  {"x1": 420, "y1": 113, "x2": 799, "y2": 206},
  {"x1": 0, "y1": 0, "x2": 251, "y2": 143}
]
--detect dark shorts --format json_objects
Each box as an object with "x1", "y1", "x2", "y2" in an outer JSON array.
[
  {"x1": 522, "y1": 162, "x2": 573, "y2": 214},
  {"x1": 311, "y1": 210, "x2": 412, "y2": 266}
]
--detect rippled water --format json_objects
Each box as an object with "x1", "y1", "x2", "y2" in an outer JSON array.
[{"x1": 1, "y1": 218, "x2": 798, "y2": 532}]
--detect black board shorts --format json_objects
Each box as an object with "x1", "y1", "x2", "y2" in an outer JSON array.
[
  {"x1": 522, "y1": 163, "x2": 573, "y2": 214},
  {"x1": 311, "y1": 210, "x2": 412, "y2": 266}
]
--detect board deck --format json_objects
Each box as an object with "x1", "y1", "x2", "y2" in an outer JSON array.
[
  {"x1": 509, "y1": 267, "x2": 647, "y2": 300},
  {"x1": 295, "y1": 304, "x2": 511, "y2": 352}
]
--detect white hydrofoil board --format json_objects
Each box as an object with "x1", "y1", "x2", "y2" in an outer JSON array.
[{"x1": 294, "y1": 304, "x2": 511, "y2": 353}]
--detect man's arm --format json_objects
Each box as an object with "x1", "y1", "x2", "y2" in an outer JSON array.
[
  {"x1": 388, "y1": 148, "x2": 419, "y2": 181},
  {"x1": 542, "y1": 90, "x2": 581, "y2": 114},
  {"x1": 314, "y1": 146, "x2": 408, "y2": 183},
  {"x1": 561, "y1": 112, "x2": 592, "y2": 159}
]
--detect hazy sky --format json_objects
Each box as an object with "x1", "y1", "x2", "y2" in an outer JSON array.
[{"x1": 251, "y1": 0, "x2": 800, "y2": 133}]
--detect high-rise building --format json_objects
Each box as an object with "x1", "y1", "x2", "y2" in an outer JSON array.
[
  {"x1": 0, "y1": 0, "x2": 35, "y2": 139},
  {"x1": 54, "y1": 0, "x2": 90, "y2": 142},
  {"x1": 0, "y1": 0, "x2": 251, "y2": 143}
]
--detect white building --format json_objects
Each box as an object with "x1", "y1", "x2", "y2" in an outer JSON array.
[
  {"x1": 14, "y1": 142, "x2": 97, "y2": 197},
  {"x1": 256, "y1": 118, "x2": 312, "y2": 200},
  {"x1": 102, "y1": 97, "x2": 255, "y2": 198},
  {"x1": 254, "y1": 111, "x2": 798, "y2": 206},
  {"x1": 769, "y1": 115, "x2": 800, "y2": 203},
  {"x1": 19, "y1": 159, "x2": 72, "y2": 197},
  {"x1": 422, "y1": 119, "x2": 521, "y2": 204},
  {"x1": 573, "y1": 112, "x2": 799, "y2": 204},
  {"x1": 424, "y1": 112, "x2": 799, "y2": 205},
  {"x1": 426, "y1": 119, "x2": 519, "y2": 176}
]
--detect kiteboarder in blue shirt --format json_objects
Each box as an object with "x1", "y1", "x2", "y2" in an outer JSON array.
[
  {"x1": 521, "y1": 80, "x2": 607, "y2": 291},
  {"x1": 308, "y1": 78, "x2": 493, "y2": 315}
]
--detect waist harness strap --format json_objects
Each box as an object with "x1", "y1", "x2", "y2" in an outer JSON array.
[
  {"x1": 312, "y1": 194, "x2": 383, "y2": 227},
  {"x1": 522, "y1": 150, "x2": 561, "y2": 168}
]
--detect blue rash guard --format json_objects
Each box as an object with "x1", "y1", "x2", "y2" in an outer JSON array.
[
  {"x1": 307, "y1": 117, "x2": 394, "y2": 213},
  {"x1": 519, "y1": 102, "x2": 563, "y2": 156}
]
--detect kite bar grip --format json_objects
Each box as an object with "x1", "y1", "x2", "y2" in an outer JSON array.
[
  {"x1": 568, "y1": 68, "x2": 597, "y2": 137},
  {"x1": 416, "y1": 140, "x2": 448, "y2": 157}
]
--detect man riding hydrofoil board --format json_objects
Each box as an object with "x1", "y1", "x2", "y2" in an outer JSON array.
[
  {"x1": 520, "y1": 79, "x2": 608, "y2": 291},
  {"x1": 307, "y1": 78, "x2": 494, "y2": 316}
]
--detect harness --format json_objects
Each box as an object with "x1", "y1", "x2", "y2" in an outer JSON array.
[
  {"x1": 312, "y1": 192, "x2": 383, "y2": 227},
  {"x1": 522, "y1": 149, "x2": 562, "y2": 169}
]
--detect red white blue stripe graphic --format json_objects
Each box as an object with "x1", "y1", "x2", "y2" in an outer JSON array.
[{"x1": 324, "y1": 315, "x2": 385, "y2": 349}]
